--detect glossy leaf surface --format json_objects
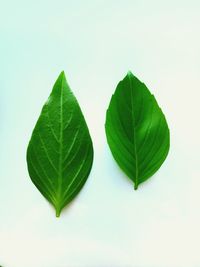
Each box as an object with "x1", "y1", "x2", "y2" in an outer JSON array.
[
  {"x1": 27, "y1": 72, "x2": 93, "y2": 216},
  {"x1": 105, "y1": 72, "x2": 170, "y2": 189}
]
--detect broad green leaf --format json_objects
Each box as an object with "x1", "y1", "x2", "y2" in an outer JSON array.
[
  {"x1": 105, "y1": 72, "x2": 170, "y2": 189},
  {"x1": 27, "y1": 71, "x2": 93, "y2": 217}
]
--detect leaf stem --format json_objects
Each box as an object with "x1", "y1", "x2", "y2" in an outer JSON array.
[
  {"x1": 134, "y1": 183, "x2": 138, "y2": 190},
  {"x1": 56, "y1": 207, "x2": 61, "y2": 217}
]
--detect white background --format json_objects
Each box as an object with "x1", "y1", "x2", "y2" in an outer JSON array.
[{"x1": 0, "y1": 1, "x2": 200, "y2": 267}]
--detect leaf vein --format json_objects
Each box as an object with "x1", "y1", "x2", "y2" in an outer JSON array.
[
  {"x1": 29, "y1": 145, "x2": 56, "y2": 198},
  {"x1": 46, "y1": 105, "x2": 60, "y2": 143},
  {"x1": 62, "y1": 126, "x2": 81, "y2": 163},
  {"x1": 38, "y1": 132, "x2": 58, "y2": 173},
  {"x1": 63, "y1": 144, "x2": 91, "y2": 200}
]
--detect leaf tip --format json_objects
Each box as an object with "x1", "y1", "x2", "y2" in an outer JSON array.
[
  {"x1": 59, "y1": 70, "x2": 66, "y2": 79},
  {"x1": 127, "y1": 71, "x2": 140, "y2": 83},
  {"x1": 127, "y1": 70, "x2": 133, "y2": 75},
  {"x1": 127, "y1": 70, "x2": 134, "y2": 78}
]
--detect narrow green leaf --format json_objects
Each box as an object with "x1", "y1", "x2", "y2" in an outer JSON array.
[
  {"x1": 27, "y1": 71, "x2": 93, "y2": 217},
  {"x1": 105, "y1": 72, "x2": 170, "y2": 189}
]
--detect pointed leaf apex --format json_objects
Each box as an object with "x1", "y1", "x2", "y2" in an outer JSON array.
[
  {"x1": 127, "y1": 70, "x2": 133, "y2": 76},
  {"x1": 59, "y1": 70, "x2": 66, "y2": 80},
  {"x1": 128, "y1": 70, "x2": 136, "y2": 78}
]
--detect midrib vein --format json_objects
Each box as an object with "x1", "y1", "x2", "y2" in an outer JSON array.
[
  {"x1": 57, "y1": 78, "x2": 64, "y2": 212},
  {"x1": 129, "y1": 75, "x2": 139, "y2": 189}
]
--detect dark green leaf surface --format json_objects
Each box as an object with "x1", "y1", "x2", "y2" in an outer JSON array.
[
  {"x1": 105, "y1": 72, "x2": 170, "y2": 189},
  {"x1": 27, "y1": 72, "x2": 93, "y2": 216}
]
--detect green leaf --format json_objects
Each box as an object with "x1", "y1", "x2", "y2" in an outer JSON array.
[
  {"x1": 105, "y1": 72, "x2": 170, "y2": 189},
  {"x1": 27, "y1": 71, "x2": 93, "y2": 217}
]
